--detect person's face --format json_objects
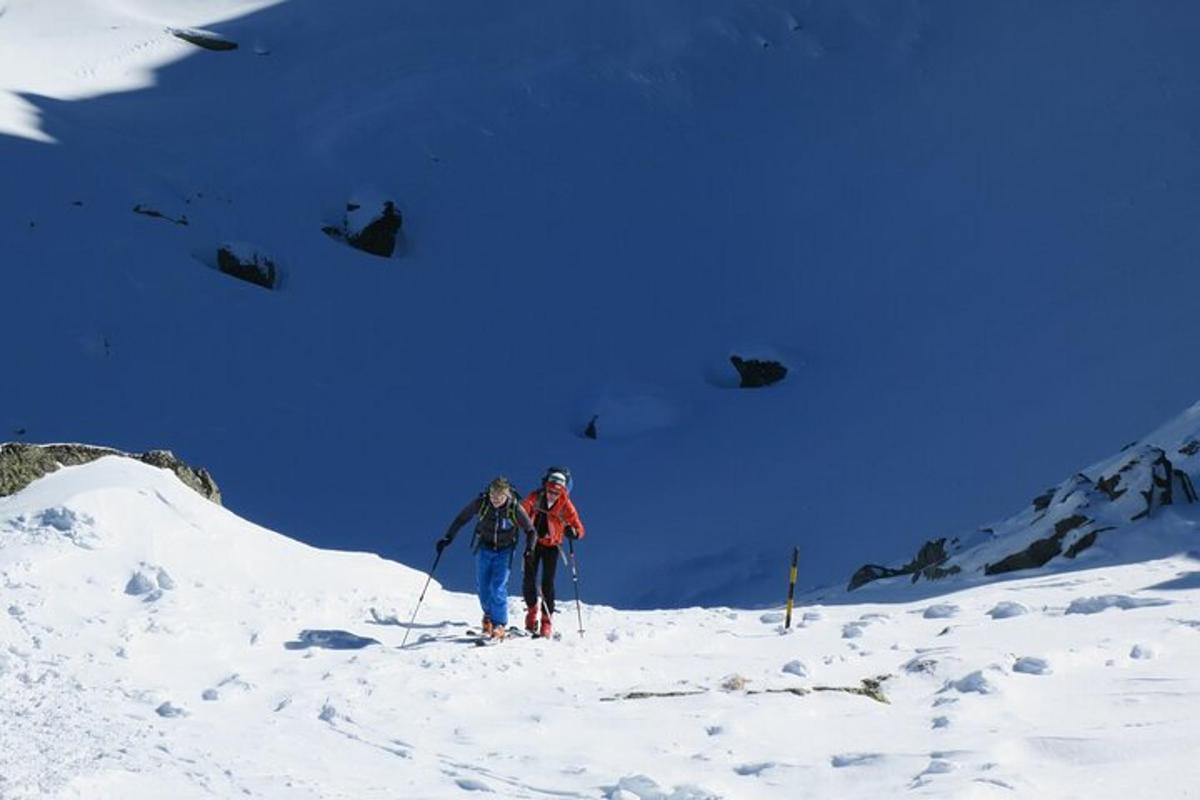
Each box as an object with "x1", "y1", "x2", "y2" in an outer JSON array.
[
  {"x1": 488, "y1": 488, "x2": 507, "y2": 507},
  {"x1": 545, "y1": 483, "x2": 563, "y2": 502}
]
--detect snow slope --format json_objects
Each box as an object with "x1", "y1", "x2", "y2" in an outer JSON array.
[
  {"x1": 3, "y1": 457, "x2": 1200, "y2": 798},
  {"x1": 4, "y1": 0, "x2": 1200, "y2": 607}
]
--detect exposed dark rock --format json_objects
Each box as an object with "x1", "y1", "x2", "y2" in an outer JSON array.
[
  {"x1": 1031, "y1": 488, "x2": 1056, "y2": 512},
  {"x1": 1053, "y1": 514, "x2": 1089, "y2": 537},
  {"x1": 848, "y1": 537, "x2": 954, "y2": 591},
  {"x1": 1180, "y1": 439, "x2": 1200, "y2": 457},
  {"x1": 1064, "y1": 531, "x2": 1098, "y2": 559},
  {"x1": 916, "y1": 564, "x2": 961, "y2": 582},
  {"x1": 984, "y1": 514, "x2": 1090, "y2": 576},
  {"x1": 848, "y1": 564, "x2": 899, "y2": 592},
  {"x1": 217, "y1": 246, "x2": 278, "y2": 290},
  {"x1": 984, "y1": 533, "x2": 1064, "y2": 575},
  {"x1": 324, "y1": 201, "x2": 404, "y2": 258},
  {"x1": 0, "y1": 443, "x2": 220, "y2": 504},
  {"x1": 584, "y1": 415, "x2": 598, "y2": 440},
  {"x1": 1096, "y1": 472, "x2": 1125, "y2": 501},
  {"x1": 133, "y1": 204, "x2": 187, "y2": 225},
  {"x1": 729, "y1": 356, "x2": 787, "y2": 388},
  {"x1": 1104, "y1": 447, "x2": 1191, "y2": 521},
  {"x1": 171, "y1": 29, "x2": 239, "y2": 51},
  {"x1": 348, "y1": 201, "x2": 403, "y2": 257}
]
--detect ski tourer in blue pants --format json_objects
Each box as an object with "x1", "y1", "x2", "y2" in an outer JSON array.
[
  {"x1": 475, "y1": 545, "x2": 514, "y2": 627},
  {"x1": 437, "y1": 476, "x2": 535, "y2": 639}
]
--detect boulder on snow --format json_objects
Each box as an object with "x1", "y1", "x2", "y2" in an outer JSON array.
[
  {"x1": 0, "y1": 443, "x2": 221, "y2": 504},
  {"x1": 729, "y1": 355, "x2": 787, "y2": 388},
  {"x1": 217, "y1": 244, "x2": 279, "y2": 290},
  {"x1": 323, "y1": 200, "x2": 404, "y2": 258}
]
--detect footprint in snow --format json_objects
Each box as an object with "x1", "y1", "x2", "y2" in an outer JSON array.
[
  {"x1": 831, "y1": 753, "x2": 884, "y2": 768},
  {"x1": 941, "y1": 671, "x2": 998, "y2": 694},
  {"x1": 1130, "y1": 644, "x2": 1155, "y2": 660},
  {"x1": 734, "y1": 762, "x2": 776, "y2": 776},
  {"x1": 1012, "y1": 657, "x2": 1051, "y2": 675},
  {"x1": 782, "y1": 659, "x2": 808, "y2": 677},
  {"x1": 155, "y1": 701, "x2": 187, "y2": 718},
  {"x1": 911, "y1": 758, "x2": 956, "y2": 787},
  {"x1": 607, "y1": 774, "x2": 717, "y2": 799},
  {"x1": 455, "y1": 778, "x2": 493, "y2": 792},
  {"x1": 842, "y1": 622, "x2": 866, "y2": 639}
]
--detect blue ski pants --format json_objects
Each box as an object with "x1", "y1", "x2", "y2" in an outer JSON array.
[{"x1": 475, "y1": 545, "x2": 514, "y2": 627}]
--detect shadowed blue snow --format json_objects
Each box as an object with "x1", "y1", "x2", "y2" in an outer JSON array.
[
  {"x1": 5, "y1": 0, "x2": 1200, "y2": 608},
  {"x1": 1144, "y1": 572, "x2": 1200, "y2": 592},
  {"x1": 284, "y1": 629, "x2": 381, "y2": 650}
]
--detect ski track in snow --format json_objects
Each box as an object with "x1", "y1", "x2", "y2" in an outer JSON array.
[{"x1": 1, "y1": 459, "x2": 1199, "y2": 797}]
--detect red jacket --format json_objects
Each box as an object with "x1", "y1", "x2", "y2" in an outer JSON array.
[{"x1": 521, "y1": 488, "x2": 585, "y2": 547}]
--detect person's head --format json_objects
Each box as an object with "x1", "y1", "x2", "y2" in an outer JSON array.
[
  {"x1": 487, "y1": 476, "x2": 511, "y2": 506},
  {"x1": 544, "y1": 471, "x2": 568, "y2": 501}
]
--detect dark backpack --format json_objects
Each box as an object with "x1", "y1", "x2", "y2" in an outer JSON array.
[
  {"x1": 471, "y1": 485, "x2": 522, "y2": 551},
  {"x1": 477, "y1": 485, "x2": 521, "y2": 521}
]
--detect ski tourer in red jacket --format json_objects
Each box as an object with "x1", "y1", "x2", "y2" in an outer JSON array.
[{"x1": 520, "y1": 470, "x2": 585, "y2": 636}]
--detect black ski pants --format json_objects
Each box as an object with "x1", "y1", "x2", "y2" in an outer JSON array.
[{"x1": 522, "y1": 543, "x2": 560, "y2": 614}]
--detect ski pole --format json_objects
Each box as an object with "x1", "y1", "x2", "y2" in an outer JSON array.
[
  {"x1": 784, "y1": 546, "x2": 799, "y2": 629},
  {"x1": 567, "y1": 537, "x2": 584, "y2": 637},
  {"x1": 400, "y1": 549, "x2": 443, "y2": 648}
]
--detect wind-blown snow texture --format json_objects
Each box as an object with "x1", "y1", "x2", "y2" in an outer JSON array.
[
  {"x1": 3, "y1": 456, "x2": 1200, "y2": 798},
  {"x1": 4, "y1": 0, "x2": 1200, "y2": 609}
]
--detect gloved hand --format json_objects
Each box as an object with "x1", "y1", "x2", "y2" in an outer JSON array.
[
  {"x1": 436, "y1": 536, "x2": 451, "y2": 554},
  {"x1": 564, "y1": 526, "x2": 579, "y2": 540}
]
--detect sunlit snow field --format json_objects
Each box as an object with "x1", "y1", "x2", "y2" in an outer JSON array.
[{"x1": 2, "y1": 457, "x2": 1199, "y2": 798}]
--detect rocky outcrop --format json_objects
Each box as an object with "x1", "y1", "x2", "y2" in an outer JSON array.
[
  {"x1": 0, "y1": 443, "x2": 221, "y2": 504},
  {"x1": 849, "y1": 438, "x2": 1199, "y2": 591},
  {"x1": 1095, "y1": 447, "x2": 1198, "y2": 520},
  {"x1": 848, "y1": 537, "x2": 961, "y2": 591},
  {"x1": 730, "y1": 356, "x2": 787, "y2": 388}
]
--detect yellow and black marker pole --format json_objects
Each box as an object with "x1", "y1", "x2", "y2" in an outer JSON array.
[{"x1": 784, "y1": 547, "x2": 799, "y2": 629}]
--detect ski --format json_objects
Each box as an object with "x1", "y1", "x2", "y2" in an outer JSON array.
[{"x1": 463, "y1": 626, "x2": 528, "y2": 645}]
